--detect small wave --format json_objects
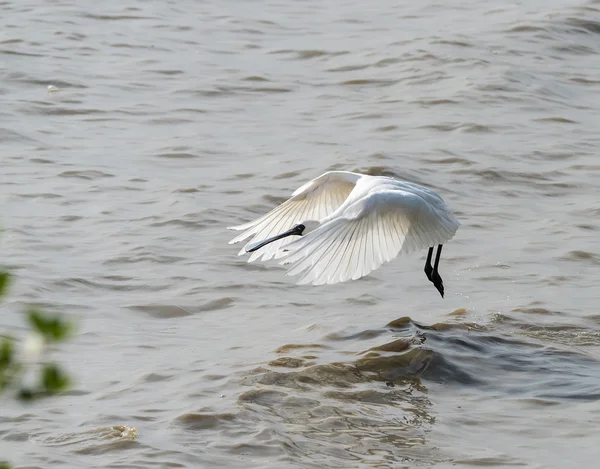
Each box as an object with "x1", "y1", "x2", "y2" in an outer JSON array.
[
  {"x1": 82, "y1": 13, "x2": 155, "y2": 21},
  {"x1": 275, "y1": 343, "x2": 331, "y2": 354},
  {"x1": 156, "y1": 152, "x2": 198, "y2": 158},
  {"x1": 231, "y1": 306, "x2": 600, "y2": 466},
  {"x1": 505, "y1": 24, "x2": 549, "y2": 33},
  {"x1": 213, "y1": 84, "x2": 293, "y2": 94},
  {"x1": 239, "y1": 315, "x2": 600, "y2": 402},
  {"x1": 326, "y1": 64, "x2": 370, "y2": 73},
  {"x1": 148, "y1": 118, "x2": 195, "y2": 125},
  {"x1": 58, "y1": 170, "x2": 114, "y2": 180},
  {"x1": 103, "y1": 254, "x2": 186, "y2": 265},
  {"x1": 128, "y1": 298, "x2": 234, "y2": 318},
  {"x1": 32, "y1": 425, "x2": 138, "y2": 449},
  {"x1": 16, "y1": 192, "x2": 62, "y2": 199},
  {"x1": 563, "y1": 17, "x2": 600, "y2": 35},
  {"x1": 533, "y1": 117, "x2": 577, "y2": 124},
  {"x1": 0, "y1": 128, "x2": 40, "y2": 144},
  {"x1": 43, "y1": 108, "x2": 107, "y2": 116},
  {"x1": 419, "y1": 122, "x2": 495, "y2": 133},
  {"x1": 128, "y1": 304, "x2": 195, "y2": 318},
  {"x1": 434, "y1": 39, "x2": 473, "y2": 47},
  {"x1": 30, "y1": 157, "x2": 55, "y2": 164},
  {"x1": 151, "y1": 69, "x2": 184, "y2": 75},
  {"x1": 374, "y1": 125, "x2": 398, "y2": 132},
  {"x1": 559, "y1": 250, "x2": 600, "y2": 265},
  {"x1": 0, "y1": 49, "x2": 43, "y2": 57},
  {"x1": 242, "y1": 75, "x2": 270, "y2": 82},
  {"x1": 174, "y1": 412, "x2": 236, "y2": 431},
  {"x1": 269, "y1": 49, "x2": 348, "y2": 60},
  {"x1": 339, "y1": 78, "x2": 398, "y2": 86}
]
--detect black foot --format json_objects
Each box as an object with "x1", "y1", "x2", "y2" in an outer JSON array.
[
  {"x1": 424, "y1": 245, "x2": 445, "y2": 298},
  {"x1": 431, "y1": 271, "x2": 444, "y2": 298},
  {"x1": 424, "y1": 262, "x2": 433, "y2": 281}
]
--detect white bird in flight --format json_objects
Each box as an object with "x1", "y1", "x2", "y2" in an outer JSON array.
[{"x1": 228, "y1": 171, "x2": 460, "y2": 297}]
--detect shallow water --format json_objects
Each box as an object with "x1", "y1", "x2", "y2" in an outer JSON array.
[{"x1": 2, "y1": 0, "x2": 600, "y2": 467}]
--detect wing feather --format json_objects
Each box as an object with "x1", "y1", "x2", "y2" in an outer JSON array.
[
  {"x1": 344, "y1": 219, "x2": 359, "y2": 281},
  {"x1": 285, "y1": 220, "x2": 345, "y2": 277},
  {"x1": 278, "y1": 189, "x2": 460, "y2": 285},
  {"x1": 296, "y1": 223, "x2": 351, "y2": 285},
  {"x1": 246, "y1": 200, "x2": 300, "y2": 262},
  {"x1": 363, "y1": 218, "x2": 373, "y2": 276},
  {"x1": 228, "y1": 171, "x2": 360, "y2": 262},
  {"x1": 320, "y1": 223, "x2": 356, "y2": 284},
  {"x1": 316, "y1": 220, "x2": 356, "y2": 285},
  {"x1": 338, "y1": 219, "x2": 361, "y2": 283}
]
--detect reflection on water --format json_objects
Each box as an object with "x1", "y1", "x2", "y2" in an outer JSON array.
[{"x1": 234, "y1": 314, "x2": 600, "y2": 467}]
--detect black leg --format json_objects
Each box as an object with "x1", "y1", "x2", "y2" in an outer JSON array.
[
  {"x1": 424, "y1": 247, "x2": 433, "y2": 281},
  {"x1": 431, "y1": 244, "x2": 444, "y2": 298},
  {"x1": 433, "y1": 244, "x2": 443, "y2": 272}
]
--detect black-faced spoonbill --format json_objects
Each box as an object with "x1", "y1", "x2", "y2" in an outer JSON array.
[{"x1": 228, "y1": 171, "x2": 460, "y2": 297}]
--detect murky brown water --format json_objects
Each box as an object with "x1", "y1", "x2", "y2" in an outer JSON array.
[{"x1": 2, "y1": 0, "x2": 600, "y2": 467}]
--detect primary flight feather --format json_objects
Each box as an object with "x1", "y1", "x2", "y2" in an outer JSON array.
[{"x1": 227, "y1": 171, "x2": 460, "y2": 297}]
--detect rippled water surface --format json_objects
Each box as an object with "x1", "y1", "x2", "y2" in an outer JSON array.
[{"x1": 2, "y1": 0, "x2": 600, "y2": 467}]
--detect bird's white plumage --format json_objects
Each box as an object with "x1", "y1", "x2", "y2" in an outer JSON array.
[
  {"x1": 227, "y1": 171, "x2": 360, "y2": 262},
  {"x1": 228, "y1": 171, "x2": 460, "y2": 284}
]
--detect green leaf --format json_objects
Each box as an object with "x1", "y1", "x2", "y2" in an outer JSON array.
[
  {"x1": 41, "y1": 363, "x2": 70, "y2": 395},
  {"x1": 0, "y1": 461, "x2": 12, "y2": 469},
  {"x1": 0, "y1": 272, "x2": 10, "y2": 297},
  {"x1": 0, "y1": 338, "x2": 13, "y2": 368},
  {"x1": 27, "y1": 309, "x2": 71, "y2": 342},
  {"x1": 27, "y1": 309, "x2": 47, "y2": 336},
  {"x1": 0, "y1": 338, "x2": 14, "y2": 390},
  {"x1": 0, "y1": 370, "x2": 7, "y2": 391}
]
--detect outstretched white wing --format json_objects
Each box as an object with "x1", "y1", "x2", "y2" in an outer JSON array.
[
  {"x1": 228, "y1": 171, "x2": 361, "y2": 262},
  {"x1": 278, "y1": 189, "x2": 460, "y2": 285}
]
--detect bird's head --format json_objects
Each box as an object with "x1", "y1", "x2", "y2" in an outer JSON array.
[{"x1": 245, "y1": 220, "x2": 319, "y2": 254}]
